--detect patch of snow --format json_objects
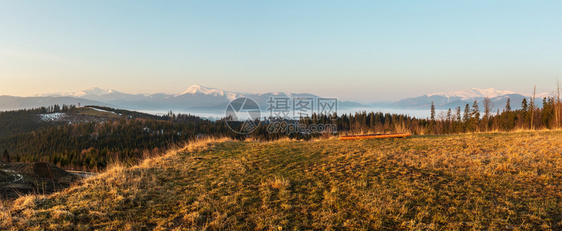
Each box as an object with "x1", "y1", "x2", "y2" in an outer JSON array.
[
  {"x1": 225, "y1": 92, "x2": 240, "y2": 101},
  {"x1": 40, "y1": 113, "x2": 66, "y2": 122},
  {"x1": 88, "y1": 107, "x2": 117, "y2": 114},
  {"x1": 71, "y1": 87, "x2": 119, "y2": 97}
]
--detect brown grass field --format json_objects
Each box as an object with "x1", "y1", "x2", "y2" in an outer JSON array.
[{"x1": 1, "y1": 130, "x2": 562, "y2": 230}]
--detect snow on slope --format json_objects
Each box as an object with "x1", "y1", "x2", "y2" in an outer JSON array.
[
  {"x1": 40, "y1": 113, "x2": 66, "y2": 122},
  {"x1": 71, "y1": 87, "x2": 116, "y2": 97},
  {"x1": 427, "y1": 88, "x2": 517, "y2": 100},
  {"x1": 178, "y1": 84, "x2": 244, "y2": 101},
  {"x1": 36, "y1": 87, "x2": 117, "y2": 98},
  {"x1": 89, "y1": 107, "x2": 118, "y2": 115}
]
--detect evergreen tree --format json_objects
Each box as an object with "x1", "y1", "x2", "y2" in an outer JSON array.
[
  {"x1": 456, "y1": 107, "x2": 461, "y2": 122},
  {"x1": 505, "y1": 98, "x2": 511, "y2": 112},
  {"x1": 522, "y1": 98, "x2": 528, "y2": 112},
  {"x1": 430, "y1": 101, "x2": 436, "y2": 121}
]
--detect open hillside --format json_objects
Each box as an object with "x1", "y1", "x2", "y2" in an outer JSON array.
[{"x1": 2, "y1": 131, "x2": 562, "y2": 230}]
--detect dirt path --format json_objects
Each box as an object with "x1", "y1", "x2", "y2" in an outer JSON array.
[
  {"x1": 1, "y1": 169, "x2": 24, "y2": 184},
  {"x1": 1, "y1": 162, "x2": 83, "y2": 199}
]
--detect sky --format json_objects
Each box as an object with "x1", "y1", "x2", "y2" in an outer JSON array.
[{"x1": 0, "y1": 1, "x2": 561, "y2": 102}]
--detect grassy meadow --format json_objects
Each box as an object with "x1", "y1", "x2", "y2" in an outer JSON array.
[
  {"x1": 75, "y1": 107, "x2": 122, "y2": 119},
  {"x1": 2, "y1": 130, "x2": 562, "y2": 230}
]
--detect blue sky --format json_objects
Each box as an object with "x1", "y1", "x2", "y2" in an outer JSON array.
[{"x1": 1, "y1": 1, "x2": 561, "y2": 102}]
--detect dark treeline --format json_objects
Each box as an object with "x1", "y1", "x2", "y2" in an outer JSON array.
[
  {"x1": 247, "y1": 95, "x2": 562, "y2": 139},
  {"x1": 321, "y1": 96, "x2": 561, "y2": 135}
]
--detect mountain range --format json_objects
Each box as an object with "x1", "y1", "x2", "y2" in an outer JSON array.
[
  {"x1": 380, "y1": 88, "x2": 550, "y2": 110},
  {"x1": 2, "y1": 85, "x2": 363, "y2": 113},
  {"x1": 0, "y1": 85, "x2": 551, "y2": 115}
]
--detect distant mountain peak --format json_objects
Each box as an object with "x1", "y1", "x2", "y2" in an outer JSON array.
[
  {"x1": 181, "y1": 84, "x2": 212, "y2": 94},
  {"x1": 180, "y1": 84, "x2": 242, "y2": 101},
  {"x1": 427, "y1": 88, "x2": 516, "y2": 100},
  {"x1": 74, "y1": 87, "x2": 117, "y2": 97},
  {"x1": 181, "y1": 84, "x2": 222, "y2": 95},
  {"x1": 35, "y1": 87, "x2": 118, "y2": 97}
]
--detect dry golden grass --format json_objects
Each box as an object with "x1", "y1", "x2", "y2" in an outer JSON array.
[{"x1": 2, "y1": 131, "x2": 562, "y2": 230}]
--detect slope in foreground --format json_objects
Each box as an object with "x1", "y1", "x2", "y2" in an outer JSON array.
[{"x1": 2, "y1": 131, "x2": 562, "y2": 230}]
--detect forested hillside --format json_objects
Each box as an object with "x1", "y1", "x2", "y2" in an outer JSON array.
[
  {"x1": 0, "y1": 95, "x2": 560, "y2": 171},
  {"x1": 0, "y1": 105, "x2": 230, "y2": 170}
]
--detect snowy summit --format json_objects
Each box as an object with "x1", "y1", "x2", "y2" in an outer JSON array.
[
  {"x1": 179, "y1": 84, "x2": 242, "y2": 101},
  {"x1": 427, "y1": 88, "x2": 517, "y2": 100}
]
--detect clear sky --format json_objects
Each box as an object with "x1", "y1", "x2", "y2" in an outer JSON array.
[{"x1": 1, "y1": 1, "x2": 561, "y2": 102}]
